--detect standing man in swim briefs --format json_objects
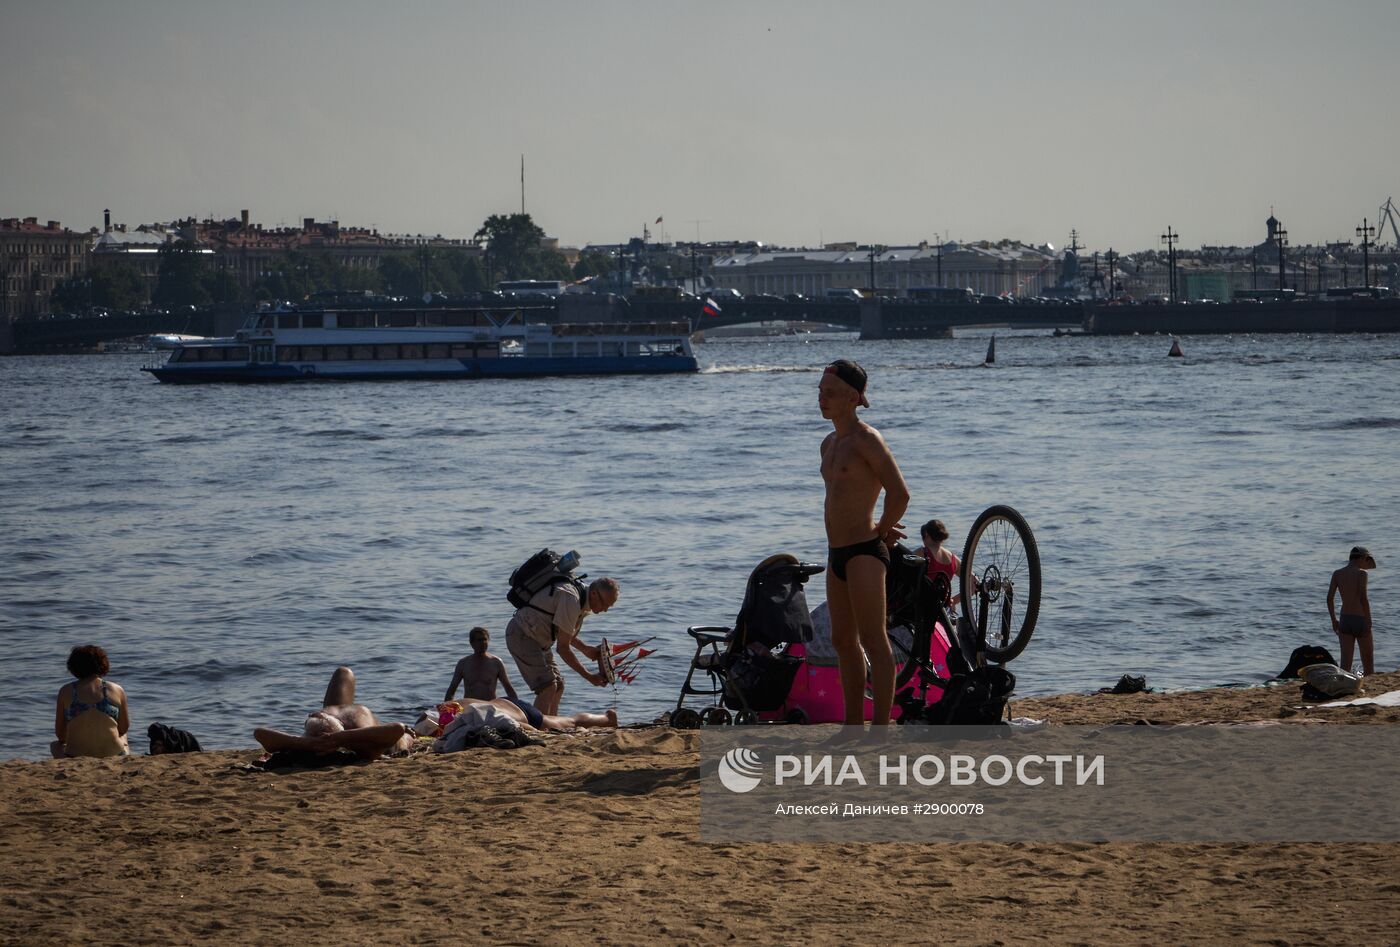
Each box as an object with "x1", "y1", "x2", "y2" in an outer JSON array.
[
  {"x1": 505, "y1": 576, "x2": 619, "y2": 716},
  {"x1": 819, "y1": 359, "x2": 910, "y2": 726},
  {"x1": 1328, "y1": 546, "x2": 1377, "y2": 675}
]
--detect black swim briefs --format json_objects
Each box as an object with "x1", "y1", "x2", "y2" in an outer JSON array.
[
  {"x1": 506, "y1": 695, "x2": 545, "y2": 728},
  {"x1": 1338, "y1": 614, "x2": 1369, "y2": 637},
  {"x1": 828, "y1": 535, "x2": 890, "y2": 581}
]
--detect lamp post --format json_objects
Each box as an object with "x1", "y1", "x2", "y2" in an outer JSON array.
[
  {"x1": 1275, "y1": 226, "x2": 1288, "y2": 292},
  {"x1": 1160, "y1": 226, "x2": 1179, "y2": 302},
  {"x1": 1357, "y1": 218, "x2": 1375, "y2": 290}
]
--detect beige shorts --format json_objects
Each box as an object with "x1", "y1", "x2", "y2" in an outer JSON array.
[{"x1": 506, "y1": 618, "x2": 563, "y2": 693}]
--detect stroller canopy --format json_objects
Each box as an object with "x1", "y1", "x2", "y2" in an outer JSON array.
[{"x1": 734, "y1": 554, "x2": 819, "y2": 651}]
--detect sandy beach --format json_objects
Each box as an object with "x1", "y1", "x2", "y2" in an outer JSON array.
[{"x1": 4, "y1": 673, "x2": 1399, "y2": 946}]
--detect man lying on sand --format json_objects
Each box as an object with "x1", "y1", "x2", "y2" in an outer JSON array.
[
  {"x1": 431, "y1": 697, "x2": 618, "y2": 753},
  {"x1": 453, "y1": 696, "x2": 617, "y2": 732},
  {"x1": 253, "y1": 666, "x2": 414, "y2": 761}
]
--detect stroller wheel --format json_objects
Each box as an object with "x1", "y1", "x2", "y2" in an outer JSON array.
[
  {"x1": 734, "y1": 710, "x2": 758, "y2": 726},
  {"x1": 700, "y1": 707, "x2": 732, "y2": 727},
  {"x1": 671, "y1": 708, "x2": 703, "y2": 730},
  {"x1": 784, "y1": 708, "x2": 809, "y2": 725}
]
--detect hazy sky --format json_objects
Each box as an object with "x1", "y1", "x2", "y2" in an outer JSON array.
[{"x1": 4, "y1": 0, "x2": 1398, "y2": 251}]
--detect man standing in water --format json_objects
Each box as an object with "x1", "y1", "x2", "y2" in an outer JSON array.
[{"x1": 819, "y1": 359, "x2": 910, "y2": 726}]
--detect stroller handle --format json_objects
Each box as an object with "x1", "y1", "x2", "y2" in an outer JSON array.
[
  {"x1": 687, "y1": 625, "x2": 732, "y2": 643},
  {"x1": 776, "y1": 562, "x2": 825, "y2": 580}
]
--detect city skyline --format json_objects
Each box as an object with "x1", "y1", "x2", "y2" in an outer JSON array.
[{"x1": 4, "y1": 0, "x2": 1399, "y2": 251}]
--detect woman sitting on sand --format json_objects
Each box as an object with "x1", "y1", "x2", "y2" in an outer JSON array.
[{"x1": 51, "y1": 645, "x2": 130, "y2": 758}]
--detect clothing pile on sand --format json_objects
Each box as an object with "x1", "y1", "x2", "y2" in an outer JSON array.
[{"x1": 432, "y1": 704, "x2": 544, "y2": 752}]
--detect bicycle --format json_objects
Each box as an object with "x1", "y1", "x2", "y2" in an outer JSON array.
[{"x1": 878, "y1": 505, "x2": 1041, "y2": 722}]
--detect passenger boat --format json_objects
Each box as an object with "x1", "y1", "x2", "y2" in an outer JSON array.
[{"x1": 141, "y1": 306, "x2": 698, "y2": 383}]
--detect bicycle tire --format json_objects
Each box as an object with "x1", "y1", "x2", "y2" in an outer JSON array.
[
  {"x1": 881, "y1": 624, "x2": 918, "y2": 692},
  {"x1": 960, "y1": 504, "x2": 1041, "y2": 662}
]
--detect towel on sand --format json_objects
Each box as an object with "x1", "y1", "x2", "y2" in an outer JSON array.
[{"x1": 1317, "y1": 689, "x2": 1400, "y2": 709}]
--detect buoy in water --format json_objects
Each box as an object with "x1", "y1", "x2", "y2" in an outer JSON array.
[
  {"x1": 1168, "y1": 339, "x2": 1184, "y2": 358},
  {"x1": 984, "y1": 335, "x2": 996, "y2": 364}
]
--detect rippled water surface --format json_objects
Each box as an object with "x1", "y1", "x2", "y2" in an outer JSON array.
[{"x1": 2, "y1": 331, "x2": 1397, "y2": 758}]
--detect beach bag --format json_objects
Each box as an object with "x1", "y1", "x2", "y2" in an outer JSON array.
[
  {"x1": 147, "y1": 722, "x2": 202, "y2": 754},
  {"x1": 508, "y1": 548, "x2": 585, "y2": 612},
  {"x1": 1300, "y1": 664, "x2": 1361, "y2": 699},
  {"x1": 926, "y1": 667, "x2": 1016, "y2": 725},
  {"x1": 1278, "y1": 645, "x2": 1337, "y2": 680}
]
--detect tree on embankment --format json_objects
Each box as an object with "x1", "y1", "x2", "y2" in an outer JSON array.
[{"x1": 473, "y1": 213, "x2": 572, "y2": 283}]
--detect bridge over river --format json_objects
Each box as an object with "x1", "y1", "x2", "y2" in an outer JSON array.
[
  {"x1": 1, "y1": 299, "x2": 1088, "y2": 353},
  {"x1": 629, "y1": 298, "x2": 1086, "y2": 338}
]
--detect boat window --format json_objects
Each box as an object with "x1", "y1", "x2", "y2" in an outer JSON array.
[
  {"x1": 302, "y1": 313, "x2": 324, "y2": 329},
  {"x1": 551, "y1": 342, "x2": 574, "y2": 357},
  {"x1": 426, "y1": 343, "x2": 450, "y2": 358},
  {"x1": 278, "y1": 346, "x2": 300, "y2": 362},
  {"x1": 443, "y1": 311, "x2": 475, "y2": 327},
  {"x1": 449, "y1": 343, "x2": 472, "y2": 358},
  {"x1": 199, "y1": 347, "x2": 223, "y2": 361},
  {"x1": 575, "y1": 341, "x2": 600, "y2": 357},
  {"x1": 402, "y1": 344, "x2": 424, "y2": 359},
  {"x1": 351, "y1": 345, "x2": 375, "y2": 360},
  {"x1": 379, "y1": 312, "x2": 417, "y2": 328},
  {"x1": 277, "y1": 314, "x2": 300, "y2": 329},
  {"x1": 625, "y1": 342, "x2": 642, "y2": 356},
  {"x1": 424, "y1": 312, "x2": 444, "y2": 326},
  {"x1": 477, "y1": 343, "x2": 500, "y2": 359},
  {"x1": 301, "y1": 346, "x2": 324, "y2": 361},
  {"x1": 376, "y1": 344, "x2": 399, "y2": 360},
  {"x1": 227, "y1": 347, "x2": 249, "y2": 361},
  {"x1": 339, "y1": 312, "x2": 372, "y2": 329},
  {"x1": 326, "y1": 345, "x2": 349, "y2": 361}
]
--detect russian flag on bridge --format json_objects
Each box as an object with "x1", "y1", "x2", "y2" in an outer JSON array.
[{"x1": 701, "y1": 297, "x2": 722, "y2": 318}]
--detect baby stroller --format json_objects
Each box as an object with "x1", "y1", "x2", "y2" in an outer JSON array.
[{"x1": 671, "y1": 554, "x2": 823, "y2": 729}]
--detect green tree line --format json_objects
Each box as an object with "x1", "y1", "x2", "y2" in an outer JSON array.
[{"x1": 49, "y1": 213, "x2": 601, "y2": 313}]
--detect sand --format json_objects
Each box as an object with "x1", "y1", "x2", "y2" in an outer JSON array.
[{"x1": 4, "y1": 672, "x2": 1400, "y2": 946}]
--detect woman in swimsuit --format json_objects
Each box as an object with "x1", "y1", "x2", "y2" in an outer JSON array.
[
  {"x1": 919, "y1": 519, "x2": 962, "y2": 611},
  {"x1": 51, "y1": 645, "x2": 130, "y2": 758}
]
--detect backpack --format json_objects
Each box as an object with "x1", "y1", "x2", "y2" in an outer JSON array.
[{"x1": 507, "y1": 549, "x2": 587, "y2": 627}]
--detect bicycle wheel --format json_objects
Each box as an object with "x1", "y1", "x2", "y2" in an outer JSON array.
[{"x1": 960, "y1": 505, "x2": 1041, "y2": 662}]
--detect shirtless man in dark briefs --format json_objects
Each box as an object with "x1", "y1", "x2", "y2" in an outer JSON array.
[
  {"x1": 1328, "y1": 546, "x2": 1377, "y2": 675},
  {"x1": 819, "y1": 359, "x2": 910, "y2": 726}
]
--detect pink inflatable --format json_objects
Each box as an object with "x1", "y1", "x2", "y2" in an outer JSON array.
[{"x1": 760, "y1": 602, "x2": 953, "y2": 724}]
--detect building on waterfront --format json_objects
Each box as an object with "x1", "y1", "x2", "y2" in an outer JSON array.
[
  {"x1": 709, "y1": 240, "x2": 1060, "y2": 299},
  {"x1": 0, "y1": 217, "x2": 93, "y2": 320},
  {"x1": 87, "y1": 217, "x2": 188, "y2": 303}
]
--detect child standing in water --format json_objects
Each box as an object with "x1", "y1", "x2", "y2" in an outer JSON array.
[{"x1": 1328, "y1": 546, "x2": 1377, "y2": 674}]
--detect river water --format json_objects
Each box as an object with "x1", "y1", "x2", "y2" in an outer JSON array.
[{"x1": 2, "y1": 331, "x2": 1397, "y2": 758}]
